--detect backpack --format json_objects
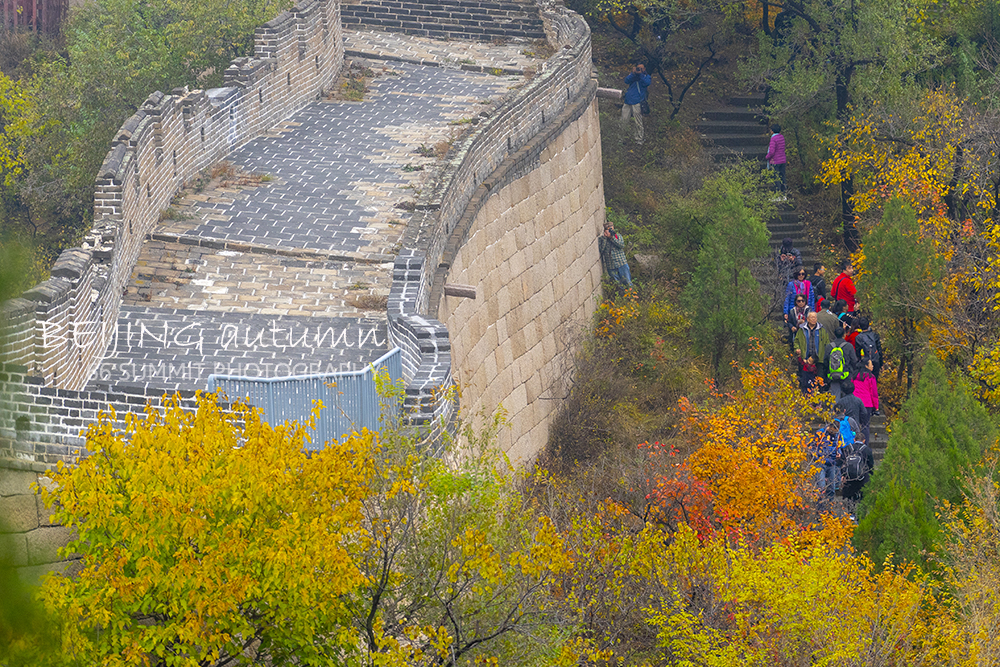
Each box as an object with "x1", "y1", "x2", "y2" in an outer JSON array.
[
  {"x1": 844, "y1": 443, "x2": 869, "y2": 481},
  {"x1": 829, "y1": 344, "x2": 849, "y2": 381},
  {"x1": 855, "y1": 331, "x2": 880, "y2": 367},
  {"x1": 837, "y1": 417, "x2": 855, "y2": 449}
]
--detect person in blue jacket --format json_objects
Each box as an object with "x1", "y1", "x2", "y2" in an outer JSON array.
[{"x1": 622, "y1": 63, "x2": 651, "y2": 146}]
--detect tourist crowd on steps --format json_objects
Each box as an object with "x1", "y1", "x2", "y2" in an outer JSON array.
[
  {"x1": 599, "y1": 197, "x2": 883, "y2": 520},
  {"x1": 782, "y1": 249, "x2": 884, "y2": 518},
  {"x1": 605, "y1": 69, "x2": 883, "y2": 519}
]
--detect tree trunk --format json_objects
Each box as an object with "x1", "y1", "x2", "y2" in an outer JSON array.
[
  {"x1": 842, "y1": 178, "x2": 860, "y2": 251},
  {"x1": 836, "y1": 67, "x2": 860, "y2": 252},
  {"x1": 904, "y1": 317, "x2": 915, "y2": 395}
]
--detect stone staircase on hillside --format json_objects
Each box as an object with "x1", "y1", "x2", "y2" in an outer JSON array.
[
  {"x1": 768, "y1": 205, "x2": 817, "y2": 269},
  {"x1": 700, "y1": 95, "x2": 887, "y2": 473},
  {"x1": 697, "y1": 94, "x2": 770, "y2": 164},
  {"x1": 697, "y1": 94, "x2": 817, "y2": 272},
  {"x1": 340, "y1": 0, "x2": 547, "y2": 40},
  {"x1": 868, "y1": 413, "x2": 888, "y2": 468}
]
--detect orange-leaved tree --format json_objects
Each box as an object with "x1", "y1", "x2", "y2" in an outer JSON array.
[{"x1": 664, "y1": 343, "x2": 844, "y2": 546}]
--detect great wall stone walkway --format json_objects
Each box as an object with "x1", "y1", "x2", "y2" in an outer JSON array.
[
  {"x1": 344, "y1": 29, "x2": 546, "y2": 71},
  {"x1": 93, "y1": 32, "x2": 541, "y2": 392}
]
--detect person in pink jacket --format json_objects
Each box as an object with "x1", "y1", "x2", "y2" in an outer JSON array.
[
  {"x1": 766, "y1": 124, "x2": 787, "y2": 195},
  {"x1": 854, "y1": 358, "x2": 880, "y2": 442}
]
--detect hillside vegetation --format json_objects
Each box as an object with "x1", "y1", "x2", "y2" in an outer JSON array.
[{"x1": 6, "y1": 0, "x2": 1000, "y2": 664}]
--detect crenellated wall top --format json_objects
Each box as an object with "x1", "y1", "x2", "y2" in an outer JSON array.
[{"x1": 0, "y1": 0, "x2": 345, "y2": 391}]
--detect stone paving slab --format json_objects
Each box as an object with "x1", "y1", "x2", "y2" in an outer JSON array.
[
  {"x1": 127, "y1": 60, "x2": 521, "y2": 321},
  {"x1": 343, "y1": 28, "x2": 550, "y2": 71},
  {"x1": 178, "y1": 62, "x2": 516, "y2": 254},
  {"x1": 96, "y1": 46, "x2": 530, "y2": 394},
  {"x1": 124, "y1": 240, "x2": 393, "y2": 318},
  {"x1": 87, "y1": 306, "x2": 388, "y2": 392}
]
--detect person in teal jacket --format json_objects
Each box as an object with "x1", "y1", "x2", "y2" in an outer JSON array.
[{"x1": 622, "y1": 63, "x2": 651, "y2": 145}]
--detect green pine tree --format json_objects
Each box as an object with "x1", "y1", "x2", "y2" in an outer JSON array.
[
  {"x1": 680, "y1": 166, "x2": 772, "y2": 382},
  {"x1": 857, "y1": 198, "x2": 944, "y2": 392},
  {"x1": 854, "y1": 355, "x2": 997, "y2": 569}
]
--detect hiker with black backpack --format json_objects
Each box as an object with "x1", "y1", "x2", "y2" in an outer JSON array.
[
  {"x1": 853, "y1": 317, "x2": 884, "y2": 380},
  {"x1": 841, "y1": 435, "x2": 874, "y2": 518},
  {"x1": 823, "y1": 406, "x2": 860, "y2": 502},
  {"x1": 813, "y1": 424, "x2": 841, "y2": 502},
  {"x1": 824, "y1": 325, "x2": 858, "y2": 399}
]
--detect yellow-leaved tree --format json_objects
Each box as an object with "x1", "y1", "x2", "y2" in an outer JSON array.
[
  {"x1": 37, "y1": 394, "x2": 371, "y2": 666},
  {"x1": 929, "y1": 452, "x2": 1000, "y2": 666},
  {"x1": 820, "y1": 87, "x2": 1000, "y2": 396},
  {"x1": 12, "y1": 392, "x2": 577, "y2": 667},
  {"x1": 345, "y1": 410, "x2": 577, "y2": 667},
  {"x1": 0, "y1": 72, "x2": 29, "y2": 190}
]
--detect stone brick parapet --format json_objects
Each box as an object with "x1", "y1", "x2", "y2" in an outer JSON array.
[
  {"x1": 386, "y1": 3, "x2": 598, "y2": 452},
  {"x1": 0, "y1": 363, "x2": 204, "y2": 465},
  {"x1": 387, "y1": 251, "x2": 454, "y2": 435},
  {"x1": 0, "y1": 0, "x2": 345, "y2": 395},
  {"x1": 341, "y1": 0, "x2": 546, "y2": 41},
  {"x1": 404, "y1": 4, "x2": 592, "y2": 307}
]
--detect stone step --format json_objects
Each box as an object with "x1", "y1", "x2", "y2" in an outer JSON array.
[
  {"x1": 768, "y1": 224, "x2": 805, "y2": 236},
  {"x1": 701, "y1": 134, "x2": 771, "y2": 148},
  {"x1": 342, "y1": 17, "x2": 545, "y2": 39},
  {"x1": 766, "y1": 220, "x2": 805, "y2": 232},
  {"x1": 707, "y1": 146, "x2": 766, "y2": 163},
  {"x1": 771, "y1": 208, "x2": 800, "y2": 221},
  {"x1": 341, "y1": 7, "x2": 542, "y2": 23},
  {"x1": 767, "y1": 231, "x2": 808, "y2": 244},
  {"x1": 702, "y1": 108, "x2": 764, "y2": 123},
  {"x1": 342, "y1": 0, "x2": 544, "y2": 17},
  {"x1": 696, "y1": 120, "x2": 767, "y2": 134},
  {"x1": 729, "y1": 94, "x2": 766, "y2": 107}
]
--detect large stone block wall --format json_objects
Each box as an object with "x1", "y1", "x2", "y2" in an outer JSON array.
[
  {"x1": 0, "y1": 0, "x2": 345, "y2": 393},
  {"x1": 436, "y1": 99, "x2": 603, "y2": 464},
  {"x1": 0, "y1": 461, "x2": 80, "y2": 583},
  {"x1": 387, "y1": 4, "x2": 599, "y2": 448}
]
